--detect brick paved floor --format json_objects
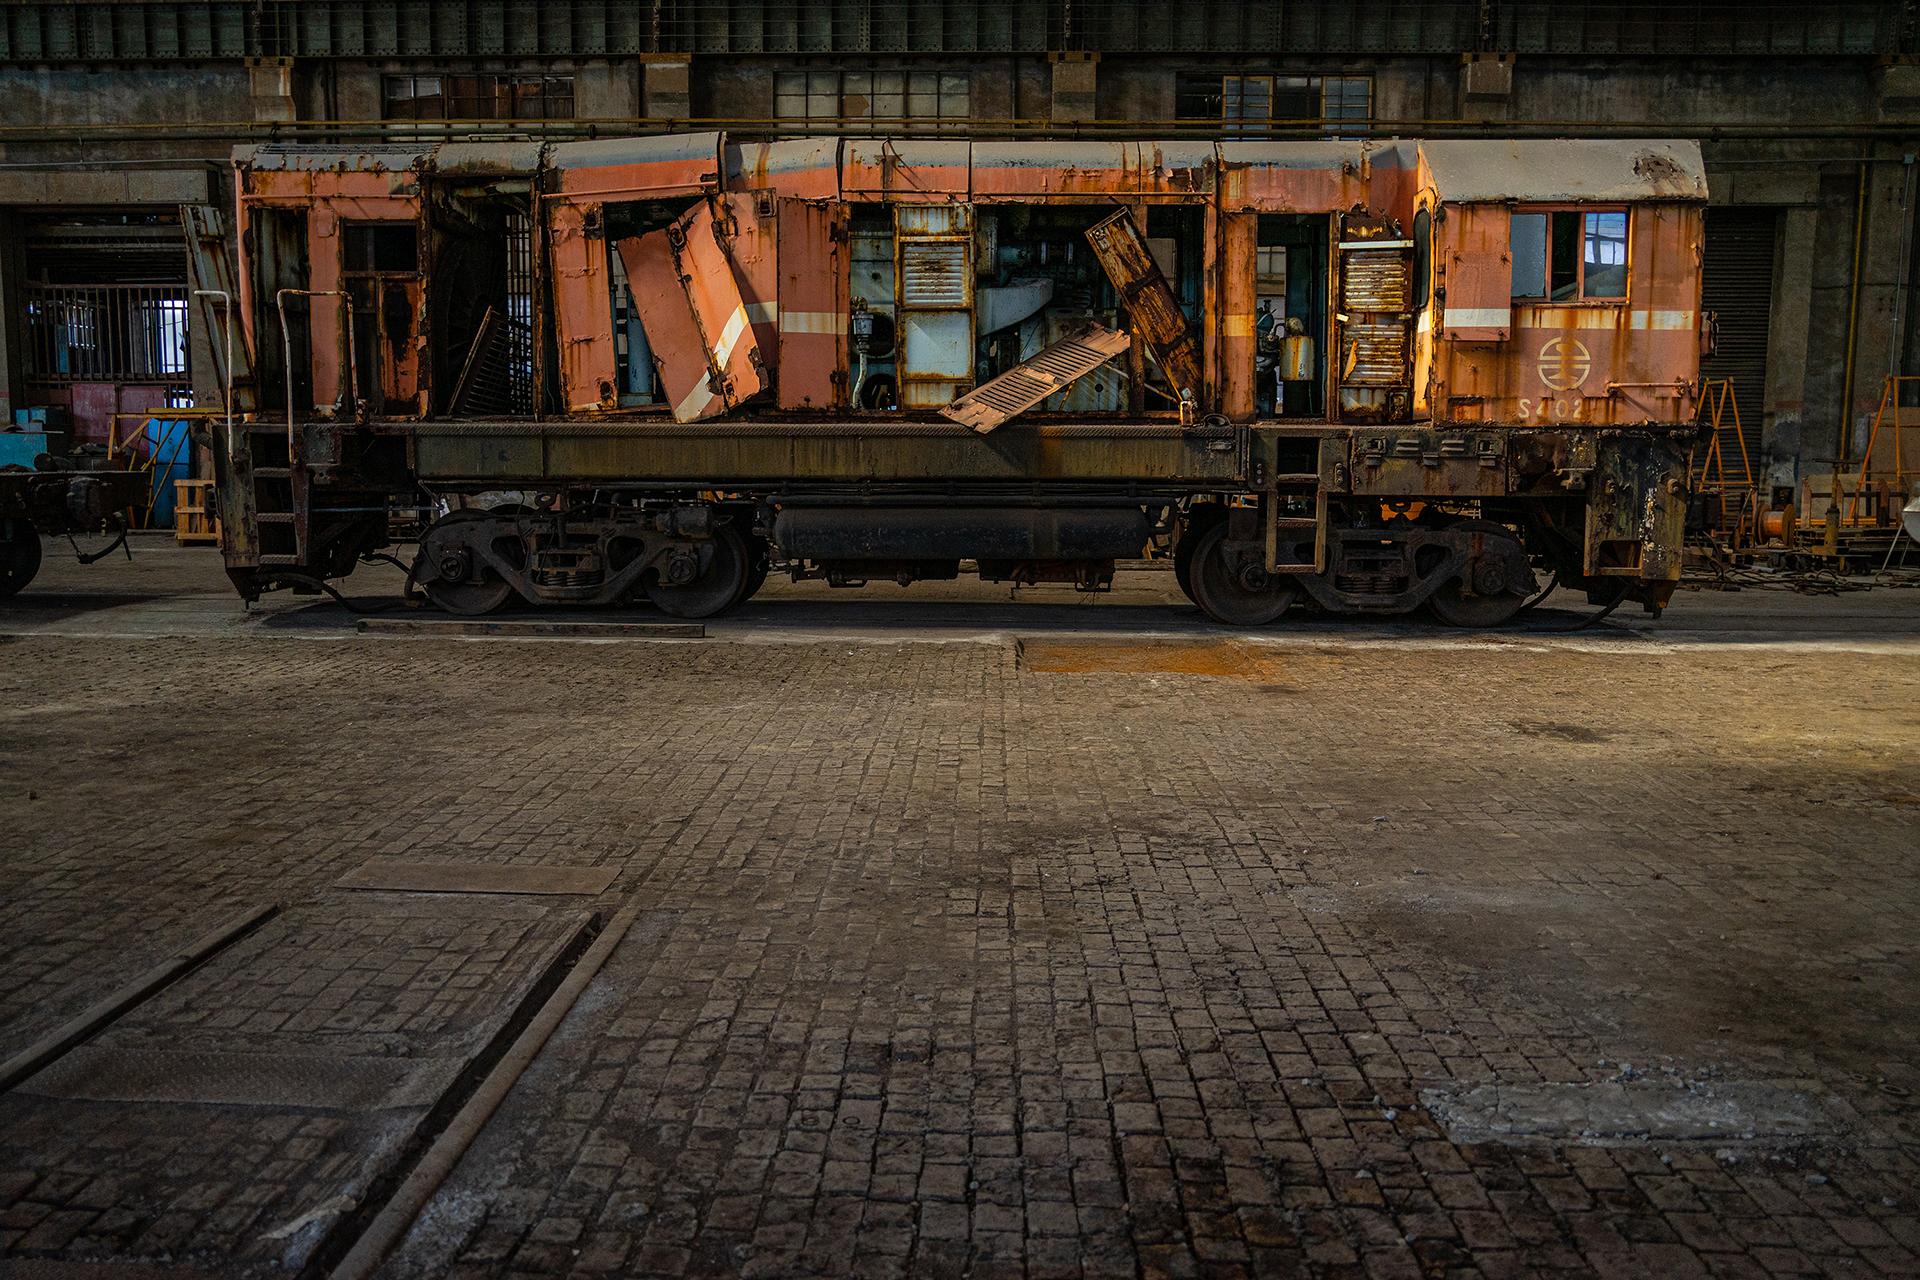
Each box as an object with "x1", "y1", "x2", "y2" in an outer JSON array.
[{"x1": 1, "y1": 604, "x2": 1917, "y2": 1276}]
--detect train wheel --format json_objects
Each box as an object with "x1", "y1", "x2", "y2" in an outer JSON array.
[
  {"x1": 417, "y1": 512, "x2": 519, "y2": 616},
  {"x1": 1173, "y1": 506, "x2": 1223, "y2": 604},
  {"x1": 1428, "y1": 520, "x2": 1533, "y2": 628},
  {"x1": 1188, "y1": 521, "x2": 1297, "y2": 626},
  {"x1": 732, "y1": 535, "x2": 771, "y2": 609},
  {"x1": 423, "y1": 575, "x2": 516, "y2": 616},
  {"x1": 648, "y1": 526, "x2": 749, "y2": 619},
  {"x1": 0, "y1": 522, "x2": 42, "y2": 599}
]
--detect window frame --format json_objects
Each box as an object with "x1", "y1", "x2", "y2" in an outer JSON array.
[
  {"x1": 381, "y1": 71, "x2": 575, "y2": 122},
  {"x1": 773, "y1": 68, "x2": 970, "y2": 130},
  {"x1": 1203, "y1": 72, "x2": 1373, "y2": 137},
  {"x1": 1508, "y1": 204, "x2": 1632, "y2": 305}
]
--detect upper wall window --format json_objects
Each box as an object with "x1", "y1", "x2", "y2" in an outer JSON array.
[
  {"x1": 1177, "y1": 74, "x2": 1372, "y2": 138},
  {"x1": 383, "y1": 73, "x2": 575, "y2": 121},
  {"x1": 1510, "y1": 209, "x2": 1628, "y2": 301},
  {"x1": 774, "y1": 70, "x2": 969, "y2": 130}
]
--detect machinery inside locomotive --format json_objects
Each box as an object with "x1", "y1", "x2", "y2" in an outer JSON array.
[{"x1": 847, "y1": 202, "x2": 1208, "y2": 417}]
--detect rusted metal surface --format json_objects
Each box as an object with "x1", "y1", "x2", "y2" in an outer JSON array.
[
  {"x1": 1437, "y1": 202, "x2": 1513, "y2": 343},
  {"x1": 1335, "y1": 214, "x2": 1413, "y2": 422},
  {"x1": 894, "y1": 205, "x2": 974, "y2": 410},
  {"x1": 410, "y1": 420, "x2": 1246, "y2": 485},
  {"x1": 549, "y1": 201, "x2": 617, "y2": 412},
  {"x1": 775, "y1": 199, "x2": 847, "y2": 410},
  {"x1": 939, "y1": 324, "x2": 1131, "y2": 433},
  {"x1": 1347, "y1": 428, "x2": 1510, "y2": 498},
  {"x1": 214, "y1": 132, "x2": 1714, "y2": 608},
  {"x1": 1218, "y1": 140, "x2": 1410, "y2": 213},
  {"x1": 1085, "y1": 209, "x2": 1203, "y2": 409},
  {"x1": 546, "y1": 133, "x2": 722, "y2": 200},
  {"x1": 710, "y1": 192, "x2": 780, "y2": 379},
  {"x1": 724, "y1": 138, "x2": 841, "y2": 202},
  {"x1": 842, "y1": 139, "x2": 971, "y2": 202},
  {"x1": 617, "y1": 201, "x2": 769, "y2": 422},
  {"x1": 237, "y1": 153, "x2": 427, "y2": 416},
  {"x1": 1584, "y1": 432, "x2": 1689, "y2": 580},
  {"x1": 1219, "y1": 212, "x2": 1257, "y2": 420},
  {"x1": 434, "y1": 141, "x2": 544, "y2": 178},
  {"x1": 971, "y1": 142, "x2": 1214, "y2": 200},
  {"x1": 1430, "y1": 204, "x2": 1704, "y2": 428}
]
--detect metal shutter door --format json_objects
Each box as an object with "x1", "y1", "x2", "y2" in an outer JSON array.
[{"x1": 1701, "y1": 208, "x2": 1777, "y2": 466}]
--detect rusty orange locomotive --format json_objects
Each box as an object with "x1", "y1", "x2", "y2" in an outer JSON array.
[{"x1": 199, "y1": 134, "x2": 1707, "y2": 625}]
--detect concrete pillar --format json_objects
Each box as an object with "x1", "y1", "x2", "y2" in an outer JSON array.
[
  {"x1": 248, "y1": 57, "x2": 297, "y2": 124},
  {"x1": 574, "y1": 61, "x2": 639, "y2": 119},
  {"x1": 643, "y1": 57, "x2": 693, "y2": 122},
  {"x1": 1050, "y1": 54, "x2": 1098, "y2": 125},
  {"x1": 1842, "y1": 149, "x2": 1914, "y2": 467},
  {"x1": 1458, "y1": 53, "x2": 1514, "y2": 123}
]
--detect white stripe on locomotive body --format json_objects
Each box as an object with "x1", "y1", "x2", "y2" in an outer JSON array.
[
  {"x1": 1509, "y1": 306, "x2": 1697, "y2": 331},
  {"x1": 1443, "y1": 307, "x2": 1511, "y2": 329},
  {"x1": 778, "y1": 311, "x2": 844, "y2": 335}
]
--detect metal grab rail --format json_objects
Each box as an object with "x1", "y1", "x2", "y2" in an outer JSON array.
[
  {"x1": 190, "y1": 288, "x2": 236, "y2": 460},
  {"x1": 275, "y1": 288, "x2": 357, "y2": 452}
]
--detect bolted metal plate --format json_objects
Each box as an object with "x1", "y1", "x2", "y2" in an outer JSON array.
[
  {"x1": 335, "y1": 858, "x2": 618, "y2": 896},
  {"x1": 17, "y1": 1046, "x2": 462, "y2": 1111}
]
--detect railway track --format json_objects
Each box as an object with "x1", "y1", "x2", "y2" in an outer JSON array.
[{"x1": 0, "y1": 870, "x2": 644, "y2": 1277}]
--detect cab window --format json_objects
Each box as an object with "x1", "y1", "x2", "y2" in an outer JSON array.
[{"x1": 1510, "y1": 208, "x2": 1627, "y2": 301}]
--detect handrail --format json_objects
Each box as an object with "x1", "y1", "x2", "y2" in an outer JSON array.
[
  {"x1": 275, "y1": 288, "x2": 355, "y2": 454},
  {"x1": 190, "y1": 288, "x2": 235, "y2": 460}
]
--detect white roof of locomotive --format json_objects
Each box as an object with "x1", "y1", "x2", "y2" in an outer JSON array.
[{"x1": 1420, "y1": 139, "x2": 1709, "y2": 202}]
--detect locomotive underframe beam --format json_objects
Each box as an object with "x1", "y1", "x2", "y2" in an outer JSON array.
[{"x1": 267, "y1": 416, "x2": 1692, "y2": 617}]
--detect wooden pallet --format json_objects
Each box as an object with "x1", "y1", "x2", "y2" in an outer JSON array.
[{"x1": 173, "y1": 479, "x2": 220, "y2": 545}]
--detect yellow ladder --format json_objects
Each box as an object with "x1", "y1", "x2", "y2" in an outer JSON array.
[
  {"x1": 1691, "y1": 378, "x2": 1757, "y2": 543},
  {"x1": 1844, "y1": 375, "x2": 1920, "y2": 525}
]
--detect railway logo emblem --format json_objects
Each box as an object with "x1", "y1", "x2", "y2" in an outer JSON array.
[{"x1": 1537, "y1": 337, "x2": 1592, "y2": 392}]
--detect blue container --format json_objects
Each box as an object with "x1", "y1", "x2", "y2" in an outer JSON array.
[
  {"x1": 0, "y1": 429, "x2": 49, "y2": 470},
  {"x1": 145, "y1": 418, "x2": 192, "y2": 525}
]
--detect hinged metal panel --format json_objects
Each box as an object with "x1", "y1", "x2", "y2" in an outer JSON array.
[
  {"x1": 1085, "y1": 208, "x2": 1202, "y2": 408},
  {"x1": 181, "y1": 203, "x2": 259, "y2": 417},
  {"x1": 1335, "y1": 213, "x2": 1413, "y2": 421},
  {"x1": 1440, "y1": 204, "x2": 1513, "y2": 343},
  {"x1": 894, "y1": 205, "x2": 973, "y2": 410},
  {"x1": 616, "y1": 201, "x2": 769, "y2": 423},
  {"x1": 776, "y1": 199, "x2": 847, "y2": 410}
]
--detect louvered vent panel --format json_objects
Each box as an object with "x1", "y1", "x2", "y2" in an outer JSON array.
[
  {"x1": 1342, "y1": 250, "x2": 1409, "y2": 312},
  {"x1": 940, "y1": 324, "x2": 1131, "y2": 433},
  {"x1": 1344, "y1": 321, "x2": 1408, "y2": 387},
  {"x1": 899, "y1": 240, "x2": 969, "y2": 308}
]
